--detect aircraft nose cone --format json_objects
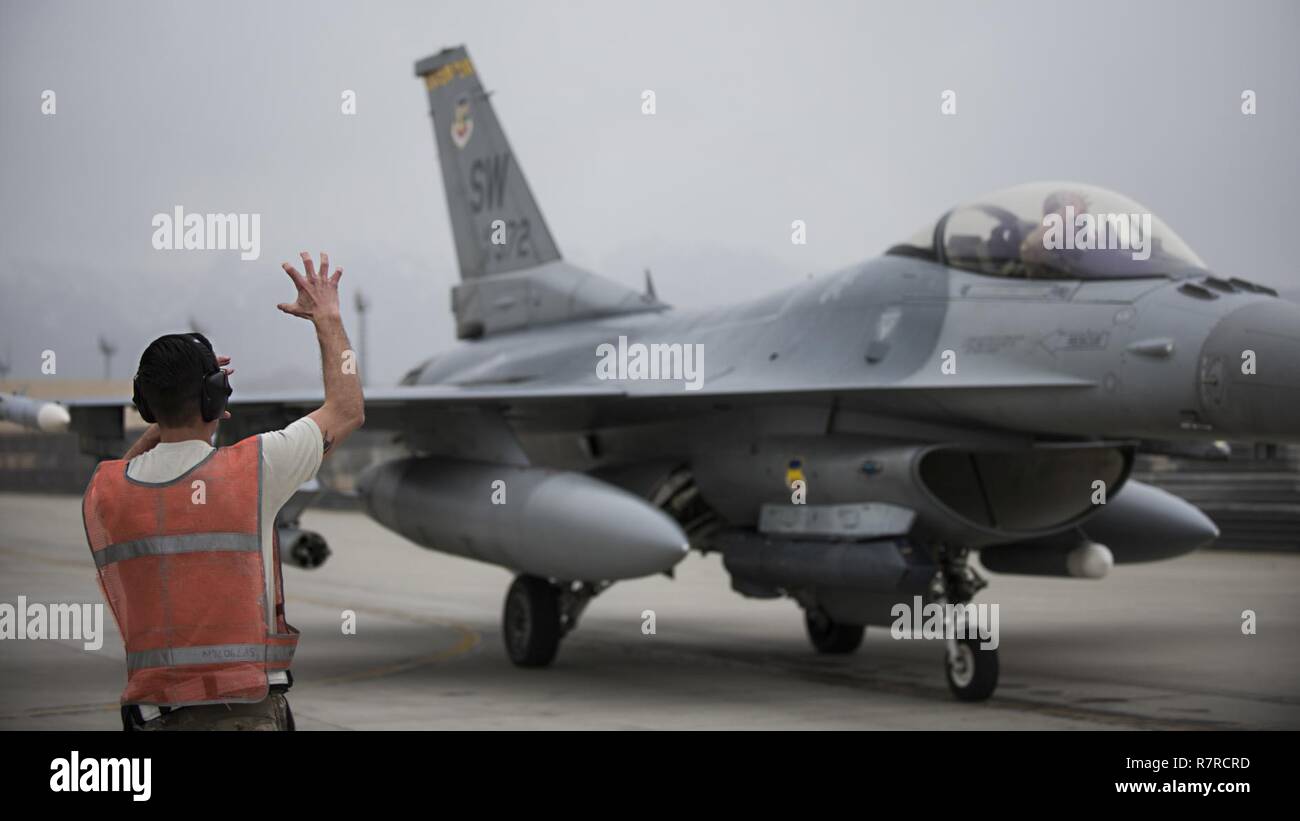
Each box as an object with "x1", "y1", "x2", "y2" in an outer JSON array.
[{"x1": 1199, "y1": 298, "x2": 1300, "y2": 439}]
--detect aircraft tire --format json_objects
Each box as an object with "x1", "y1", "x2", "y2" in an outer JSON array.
[
  {"x1": 503, "y1": 574, "x2": 562, "y2": 668},
  {"x1": 944, "y1": 637, "x2": 999, "y2": 701},
  {"x1": 804, "y1": 609, "x2": 865, "y2": 654}
]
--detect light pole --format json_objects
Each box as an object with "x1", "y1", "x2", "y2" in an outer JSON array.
[
  {"x1": 354, "y1": 290, "x2": 369, "y2": 387},
  {"x1": 98, "y1": 336, "x2": 116, "y2": 381}
]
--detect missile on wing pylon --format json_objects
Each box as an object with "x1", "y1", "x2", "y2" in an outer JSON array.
[{"x1": 0, "y1": 392, "x2": 72, "y2": 433}]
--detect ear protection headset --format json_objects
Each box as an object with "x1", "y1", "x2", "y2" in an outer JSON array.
[{"x1": 132, "y1": 333, "x2": 232, "y2": 424}]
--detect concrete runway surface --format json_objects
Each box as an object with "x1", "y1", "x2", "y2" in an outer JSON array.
[{"x1": 2, "y1": 492, "x2": 1298, "y2": 730}]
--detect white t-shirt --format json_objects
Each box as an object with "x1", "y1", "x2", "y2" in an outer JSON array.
[{"x1": 124, "y1": 416, "x2": 324, "y2": 683}]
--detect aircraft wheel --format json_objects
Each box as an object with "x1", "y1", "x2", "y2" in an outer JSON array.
[
  {"x1": 944, "y1": 637, "x2": 998, "y2": 701},
  {"x1": 503, "y1": 575, "x2": 562, "y2": 668},
  {"x1": 804, "y1": 609, "x2": 865, "y2": 654}
]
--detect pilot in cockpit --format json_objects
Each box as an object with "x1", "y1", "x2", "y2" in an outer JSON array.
[{"x1": 1017, "y1": 189, "x2": 1090, "y2": 279}]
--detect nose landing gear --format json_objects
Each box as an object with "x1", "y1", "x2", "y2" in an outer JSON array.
[
  {"x1": 944, "y1": 636, "x2": 999, "y2": 701},
  {"x1": 935, "y1": 545, "x2": 998, "y2": 701}
]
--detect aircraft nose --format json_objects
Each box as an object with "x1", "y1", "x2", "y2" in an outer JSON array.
[{"x1": 1198, "y1": 298, "x2": 1300, "y2": 439}]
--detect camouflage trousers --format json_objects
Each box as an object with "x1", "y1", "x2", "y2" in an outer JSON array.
[{"x1": 133, "y1": 693, "x2": 294, "y2": 731}]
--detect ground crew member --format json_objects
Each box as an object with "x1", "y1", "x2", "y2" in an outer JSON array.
[{"x1": 82, "y1": 251, "x2": 365, "y2": 730}]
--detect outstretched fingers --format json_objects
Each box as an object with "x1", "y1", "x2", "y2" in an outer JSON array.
[
  {"x1": 281, "y1": 261, "x2": 308, "y2": 292},
  {"x1": 300, "y1": 251, "x2": 317, "y2": 281}
]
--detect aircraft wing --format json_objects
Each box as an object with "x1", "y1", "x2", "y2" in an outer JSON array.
[
  {"x1": 55, "y1": 370, "x2": 1093, "y2": 458},
  {"x1": 55, "y1": 383, "x2": 625, "y2": 457},
  {"x1": 241, "y1": 370, "x2": 1092, "y2": 408},
  {"x1": 60, "y1": 369, "x2": 1092, "y2": 416}
]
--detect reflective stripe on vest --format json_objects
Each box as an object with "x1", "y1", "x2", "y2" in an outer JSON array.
[
  {"x1": 128, "y1": 643, "x2": 296, "y2": 671},
  {"x1": 92, "y1": 532, "x2": 260, "y2": 568}
]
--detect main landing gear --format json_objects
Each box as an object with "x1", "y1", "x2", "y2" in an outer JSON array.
[{"x1": 502, "y1": 575, "x2": 604, "y2": 667}]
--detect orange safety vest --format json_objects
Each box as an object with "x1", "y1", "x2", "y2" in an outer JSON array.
[{"x1": 82, "y1": 435, "x2": 298, "y2": 706}]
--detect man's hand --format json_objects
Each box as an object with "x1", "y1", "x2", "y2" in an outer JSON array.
[
  {"x1": 278, "y1": 251, "x2": 342, "y2": 323},
  {"x1": 122, "y1": 423, "x2": 162, "y2": 460}
]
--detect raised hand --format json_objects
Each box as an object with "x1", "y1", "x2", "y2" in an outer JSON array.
[{"x1": 278, "y1": 251, "x2": 343, "y2": 323}]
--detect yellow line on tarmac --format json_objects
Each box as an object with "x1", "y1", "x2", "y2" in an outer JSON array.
[{"x1": 286, "y1": 591, "x2": 482, "y2": 685}]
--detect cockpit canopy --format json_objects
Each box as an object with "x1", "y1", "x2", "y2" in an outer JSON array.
[{"x1": 889, "y1": 182, "x2": 1208, "y2": 280}]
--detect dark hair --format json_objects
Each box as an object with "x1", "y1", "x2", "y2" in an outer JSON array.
[{"x1": 135, "y1": 333, "x2": 217, "y2": 427}]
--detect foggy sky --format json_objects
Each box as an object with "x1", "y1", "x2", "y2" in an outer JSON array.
[{"x1": 2, "y1": 0, "x2": 1297, "y2": 388}]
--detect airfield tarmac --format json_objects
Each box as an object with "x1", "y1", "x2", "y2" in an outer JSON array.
[{"x1": 2, "y1": 491, "x2": 1298, "y2": 730}]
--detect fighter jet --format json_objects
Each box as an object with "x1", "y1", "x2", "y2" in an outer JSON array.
[{"x1": 64, "y1": 46, "x2": 1300, "y2": 700}]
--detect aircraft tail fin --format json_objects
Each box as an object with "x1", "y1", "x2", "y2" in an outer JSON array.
[
  {"x1": 415, "y1": 46, "x2": 665, "y2": 339},
  {"x1": 415, "y1": 46, "x2": 560, "y2": 280}
]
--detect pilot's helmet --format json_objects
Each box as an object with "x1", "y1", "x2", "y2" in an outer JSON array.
[{"x1": 1042, "y1": 190, "x2": 1089, "y2": 218}]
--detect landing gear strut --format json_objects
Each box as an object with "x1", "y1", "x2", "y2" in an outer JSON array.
[
  {"x1": 502, "y1": 575, "x2": 604, "y2": 668},
  {"x1": 934, "y1": 545, "x2": 998, "y2": 701}
]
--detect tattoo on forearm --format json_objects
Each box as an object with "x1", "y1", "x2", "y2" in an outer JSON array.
[{"x1": 322, "y1": 435, "x2": 334, "y2": 454}]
